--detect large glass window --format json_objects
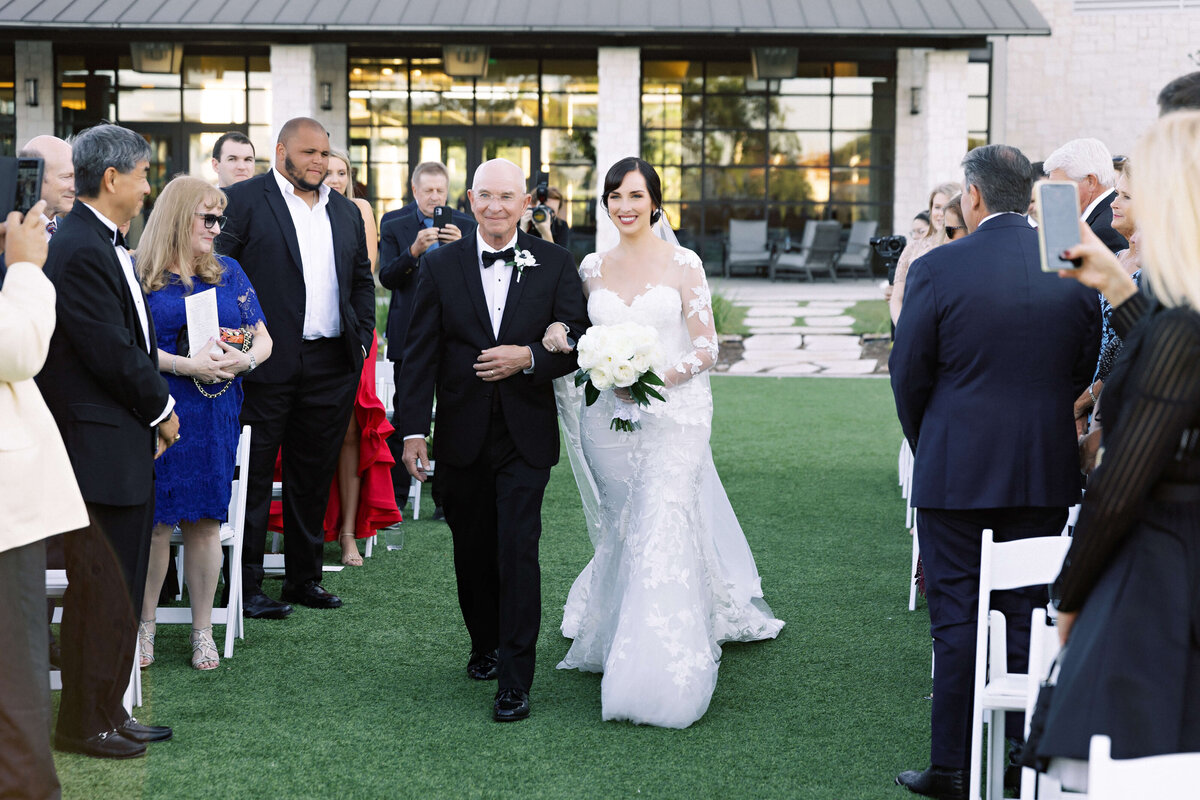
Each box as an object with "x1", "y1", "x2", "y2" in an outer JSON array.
[
  {"x1": 350, "y1": 53, "x2": 599, "y2": 252},
  {"x1": 643, "y1": 57, "x2": 897, "y2": 267},
  {"x1": 0, "y1": 44, "x2": 15, "y2": 155},
  {"x1": 967, "y1": 57, "x2": 991, "y2": 151}
]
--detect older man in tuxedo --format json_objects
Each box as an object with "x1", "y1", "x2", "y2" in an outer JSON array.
[
  {"x1": 217, "y1": 117, "x2": 374, "y2": 618},
  {"x1": 36, "y1": 124, "x2": 180, "y2": 759},
  {"x1": 1043, "y1": 138, "x2": 1126, "y2": 254},
  {"x1": 379, "y1": 160, "x2": 475, "y2": 515},
  {"x1": 399, "y1": 158, "x2": 587, "y2": 722},
  {"x1": 891, "y1": 145, "x2": 1100, "y2": 799}
]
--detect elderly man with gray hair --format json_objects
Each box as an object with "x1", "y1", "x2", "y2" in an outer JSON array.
[
  {"x1": 35, "y1": 123, "x2": 179, "y2": 759},
  {"x1": 1043, "y1": 137, "x2": 1127, "y2": 253}
]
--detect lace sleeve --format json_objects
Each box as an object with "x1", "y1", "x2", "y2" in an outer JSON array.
[
  {"x1": 225, "y1": 257, "x2": 266, "y2": 329},
  {"x1": 1055, "y1": 308, "x2": 1200, "y2": 611},
  {"x1": 578, "y1": 252, "x2": 602, "y2": 296},
  {"x1": 663, "y1": 249, "x2": 718, "y2": 388}
]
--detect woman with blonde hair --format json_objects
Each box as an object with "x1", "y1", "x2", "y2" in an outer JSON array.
[
  {"x1": 137, "y1": 175, "x2": 272, "y2": 670},
  {"x1": 889, "y1": 181, "x2": 961, "y2": 323},
  {"x1": 1028, "y1": 110, "x2": 1200, "y2": 790},
  {"x1": 320, "y1": 149, "x2": 401, "y2": 565}
]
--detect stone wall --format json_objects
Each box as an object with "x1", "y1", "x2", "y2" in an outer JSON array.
[
  {"x1": 14, "y1": 40, "x2": 55, "y2": 144},
  {"x1": 595, "y1": 47, "x2": 641, "y2": 251},
  {"x1": 270, "y1": 44, "x2": 348, "y2": 146}
]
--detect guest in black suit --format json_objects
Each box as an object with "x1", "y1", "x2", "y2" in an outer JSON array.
[
  {"x1": 36, "y1": 124, "x2": 180, "y2": 759},
  {"x1": 891, "y1": 144, "x2": 1100, "y2": 800},
  {"x1": 1044, "y1": 138, "x2": 1127, "y2": 253},
  {"x1": 378, "y1": 161, "x2": 475, "y2": 514},
  {"x1": 216, "y1": 117, "x2": 375, "y2": 618},
  {"x1": 398, "y1": 158, "x2": 588, "y2": 722}
]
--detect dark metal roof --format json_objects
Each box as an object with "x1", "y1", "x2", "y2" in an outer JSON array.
[{"x1": 0, "y1": 0, "x2": 1050, "y2": 36}]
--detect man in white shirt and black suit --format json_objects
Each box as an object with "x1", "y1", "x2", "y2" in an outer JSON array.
[
  {"x1": 1043, "y1": 138, "x2": 1127, "y2": 254},
  {"x1": 217, "y1": 117, "x2": 375, "y2": 618}
]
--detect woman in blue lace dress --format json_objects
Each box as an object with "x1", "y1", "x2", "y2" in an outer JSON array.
[{"x1": 136, "y1": 176, "x2": 272, "y2": 670}]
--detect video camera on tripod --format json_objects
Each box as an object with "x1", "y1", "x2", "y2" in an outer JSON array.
[{"x1": 870, "y1": 234, "x2": 908, "y2": 284}]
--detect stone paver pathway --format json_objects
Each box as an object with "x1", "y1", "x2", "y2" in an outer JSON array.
[{"x1": 711, "y1": 277, "x2": 886, "y2": 378}]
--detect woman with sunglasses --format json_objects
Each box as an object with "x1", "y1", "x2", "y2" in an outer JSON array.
[
  {"x1": 942, "y1": 193, "x2": 968, "y2": 241},
  {"x1": 136, "y1": 175, "x2": 272, "y2": 670}
]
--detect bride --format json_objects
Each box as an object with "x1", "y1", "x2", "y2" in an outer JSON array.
[{"x1": 543, "y1": 157, "x2": 784, "y2": 729}]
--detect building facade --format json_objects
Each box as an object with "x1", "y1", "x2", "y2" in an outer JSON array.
[{"x1": 2, "y1": 1, "x2": 1194, "y2": 269}]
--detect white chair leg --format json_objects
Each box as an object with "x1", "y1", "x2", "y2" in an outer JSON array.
[
  {"x1": 409, "y1": 477, "x2": 421, "y2": 520},
  {"x1": 987, "y1": 710, "x2": 1007, "y2": 800},
  {"x1": 909, "y1": 527, "x2": 920, "y2": 611},
  {"x1": 364, "y1": 535, "x2": 374, "y2": 558}
]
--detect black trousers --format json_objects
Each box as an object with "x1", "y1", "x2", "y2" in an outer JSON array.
[
  {"x1": 58, "y1": 500, "x2": 153, "y2": 738},
  {"x1": 240, "y1": 338, "x2": 357, "y2": 592},
  {"x1": 0, "y1": 540, "x2": 60, "y2": 800},
  {"x1": 389, "y1": 358, "x2": 442, "y2": 509},
  {"x1": 917, "y1": 506, "x2": 1067, "y2": 771},
  {"x1": 438, "y1": 405, "x2": 549, "y2": 692}
]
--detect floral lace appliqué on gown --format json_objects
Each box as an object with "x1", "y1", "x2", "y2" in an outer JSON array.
[{"x1": 556, "y1": 246, "x2": 784, "y2": 729}]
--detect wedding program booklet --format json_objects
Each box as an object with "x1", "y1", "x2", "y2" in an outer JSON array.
[{"x1": 183, "y1": 289, "x2": 221, "y2": 357}]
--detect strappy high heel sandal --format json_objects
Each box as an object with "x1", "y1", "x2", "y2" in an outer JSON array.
[
  {"x1": 190, "y1": 626, "x2": 219, "y2": 671},
  {"x1": 137, "y1": 620, "x2": 155, "y2": 668},
  {"x1": 339, "y1": 532, "x2": 363, "y2": 567}
]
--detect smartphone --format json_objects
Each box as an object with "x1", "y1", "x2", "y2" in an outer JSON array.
[
  {"x1": 0, "y1": 156, "x2": 44, "y2": 217},
  {"x1": 1035, "y1": 180, "x2": 1082, "y2": 271},
  {"x1": 432, "y1": 205, "x2": 453, "y2": 229}
]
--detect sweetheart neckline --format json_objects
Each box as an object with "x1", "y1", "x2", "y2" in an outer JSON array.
[{"x1": 590, "y1": 285, "x2": 681, "y2": 309}]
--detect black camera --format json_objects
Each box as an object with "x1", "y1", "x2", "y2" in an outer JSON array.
[
  {"x1": 531, "y1": 170, "x2": 552, "y2": 224},
  {"x1": 870, "y1": 234, "x2": 908, "y2": 283}
]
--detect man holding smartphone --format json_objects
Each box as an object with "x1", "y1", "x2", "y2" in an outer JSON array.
[{"x1": 379, "y1": 161, "x2": 476, "y2": 517}]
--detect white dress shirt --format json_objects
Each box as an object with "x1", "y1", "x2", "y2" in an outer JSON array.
[
  {"x1": 1081, "y1": 188, "x2": 1115, "y2": 223},
  {"x1": 80, "y1": 201, "x2": 174, "y2": 426},
  {"x1": 477, "y1": 230, "x2": 519, "y2": 338},
  {"x1": 271, "y1": 167, "x2": 341, "y2": 339}
]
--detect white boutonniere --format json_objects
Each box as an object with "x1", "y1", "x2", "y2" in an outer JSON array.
[{"x1": 508, "y1": 247, "x2": 539, "y2": 283}]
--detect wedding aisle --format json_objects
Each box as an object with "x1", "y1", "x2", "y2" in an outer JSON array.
[{"x1": 54, "y1": 377, "x2": 931, "y2": 800}]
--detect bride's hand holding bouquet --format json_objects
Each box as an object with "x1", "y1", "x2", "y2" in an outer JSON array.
[{"x1": 574, "y1": 322, "x2": 666, "y2": 432}]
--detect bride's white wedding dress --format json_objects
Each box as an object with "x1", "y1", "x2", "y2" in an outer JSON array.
[{"x1": 555, "y1": 245, "x2": 784, "y2": 729}]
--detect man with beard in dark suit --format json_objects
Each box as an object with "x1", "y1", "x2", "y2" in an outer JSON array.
[
  {"x1": 891, "y1": 144, "x2": 1100, "y2": 800},
  {"x1": 378, "y1": 160, "x2": 475, "y2": 517},
  {"x1": 398, "y1": 158, "x2": 588, "y2": 722},
  {"x1": 36, "y1": 124, "x2": 179, "y2": 759},
  {"x1": 1043, "y1": 138, "x2": 1127, "y2": 254},
  {"x1": 217, "y1": 117, "x2": 375, "y2": 619}
]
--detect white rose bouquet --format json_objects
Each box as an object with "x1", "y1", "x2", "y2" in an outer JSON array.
[{"x1": 573, "y1": 322, "x2": 667, "y2": 432}]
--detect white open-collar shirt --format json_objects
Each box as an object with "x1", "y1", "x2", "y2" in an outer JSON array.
[{"x1": 271, "y1": 167, "x2": 341, "y2": 339}]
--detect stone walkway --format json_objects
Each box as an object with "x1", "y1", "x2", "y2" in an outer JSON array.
[{"x1": 710, "y1": 277, "x2": 886, "y2": 378}]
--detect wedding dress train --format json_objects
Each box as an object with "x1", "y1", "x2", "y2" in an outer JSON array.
[{"x1": 556, "y1": 246, "x2": 784, "y2": 729}]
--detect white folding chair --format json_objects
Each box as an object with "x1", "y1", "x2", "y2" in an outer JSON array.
[
  {"x1": 909, "y1": 522, "x2": 921, "y2": 612},
  {"x1": 408, "y1": 460, "x2": 435, "y2": 520},
  {"x1": 1018, "y1": 608, "x2": 1067, "y2": 800},
  {"x1": 46, "y1": 570, "x2": 141, "y2": 714},
  {"x1": 1087, "y1": 734, "x2": 1200, "y2": 800},
  {"x1": 160, "y1": 426, "x2": 250, "y2": 658},
  {"x1": 969, "y1": 529, "x2": 1072, "y2": 800}
]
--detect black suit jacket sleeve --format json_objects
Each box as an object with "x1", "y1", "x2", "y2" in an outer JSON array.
[
  {"x1": 347, "y1": 202, "x2": 375, "y2": 354},
  {"x1": 378, "y1": 217, "x2": 419, "y2": 292},
  {"x1": 55, "y1": 239, "x2": 169, "y2": 425},
  {"x1": 528, "y1": 249, "x2": 587, "y2": 385},
  {"x1": 889, "y1": 254, "x2": 938, "y2": 449},
  {"x1": 396, "y1": 262, "x2": 440, "y2": 437}
]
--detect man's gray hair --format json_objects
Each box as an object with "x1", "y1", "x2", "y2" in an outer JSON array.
[
  {"x1": 1043, "y1": 138, "x2": 1116, "y2": 188},
  {"x1": 961, "y1": 144, "x2": 1034, "y2": 214},
  {"x1": 73, "y1": 124, "x2": 152, "y2": 198}
]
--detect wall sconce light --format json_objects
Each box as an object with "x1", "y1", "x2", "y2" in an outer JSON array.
[
  {"x1": 320, "y1": 82, "x2": 333, "y2": 111},
  {"x1": 24, "y1": 78, "x2": 38, "y2": 107},
  {"x1": 910, "y1": 86, "x2": 922, "y2": 115}
]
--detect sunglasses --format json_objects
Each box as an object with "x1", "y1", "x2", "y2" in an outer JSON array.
[
  {"x1": 194, "y1": 213, "x2": 227, "y2": 229},
  {"x1": 944, "y1": 225, "x2": 967, "y2": 237}
]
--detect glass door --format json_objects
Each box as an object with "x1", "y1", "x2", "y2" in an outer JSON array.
[{"x1": 409, "y1": 126, "x2": 538, "y2": 208}]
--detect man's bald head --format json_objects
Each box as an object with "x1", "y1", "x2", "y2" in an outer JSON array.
[
  {"x1": 469, "y1": 159, "x2": 530, "y2": 246},
  {"x1": 19, "y1": 135, "x2": 75, "y2": 217},
  {"x1": 472, "y1": 158, "x2": 526, "y2": 193},
  {"x1": 277, "y1": 117, "x2": 328, "y2": 146}
]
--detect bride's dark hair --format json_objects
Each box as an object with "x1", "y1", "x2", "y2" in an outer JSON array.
[{"x1": 602, "y1": 157, "x2": 663, "y2": 224}]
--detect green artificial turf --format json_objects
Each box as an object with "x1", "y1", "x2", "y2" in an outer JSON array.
[{"x1": 55, "y1": 377, "x2": 931, "y2": 800}]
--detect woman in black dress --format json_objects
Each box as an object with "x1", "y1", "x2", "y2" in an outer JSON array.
[{"x1": 1033, "y1": 111, "x2": 1200, "y2": 791}]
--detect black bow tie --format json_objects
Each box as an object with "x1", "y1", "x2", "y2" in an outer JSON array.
[
  {"x1": 481, "y1": 248, "x2": 514, "y2": 267},
  {"x1": 113, "y1": 229, "x2": 127, "y2": 249}
]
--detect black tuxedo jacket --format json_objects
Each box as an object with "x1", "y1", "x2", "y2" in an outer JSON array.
[
  {"x1": 35, "y1": 202, "x2": 171, "y2": 506},
  {"x1": 1086, "y1": 190, "x2": 1128, "y2": 254},
  {"x1": 398, "y1": 231, "x2": 588, "y2": 469},
  {"x1": 890, "y1": 213, "x2": 1101, "y2": 510},
  {"x1": 215, "y1": 172, "x2": 375, "y2": 383},
  {"x1": 378, "y1": 201, "x2": 477, "y2": 359}
]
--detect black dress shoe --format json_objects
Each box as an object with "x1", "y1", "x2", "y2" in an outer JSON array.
[
  {"x1": 117, "y1": 717, "x2": 173, "y2": 743},
  {"x1": 467, "y1": 649, "x2": 499, "y2": 680},
  {"x1": 493, "y1": 688, "x2": 530, "y2": 722},
  {"x1": 896, "y1": 766, "x2": 967, "y2": 800},
  {"x1": 281, "y1": 580, "x2": 343, "y2": 609},
  {"x1": 431, "y1": 506, "x2": 446, "y2": 521},
  {"x1": 54, "y1": 729, "x2": 146, "y2": 759},
  {"x1": 244, "y1": 591, "x2": 294, "y2": 620}
]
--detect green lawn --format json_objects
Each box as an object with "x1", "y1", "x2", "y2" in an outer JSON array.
[
  {"x1": 846, "y1": 300, "x2": 893, "y2": 337},
  {"x1": 54, "y1": 377, "x2": 931, "y2": 800}
]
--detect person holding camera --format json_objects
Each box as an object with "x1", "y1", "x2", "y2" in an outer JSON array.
[
  {"x1": 520, "y1": 183, "x2": 571, "y2": 249},
  {"x1": 379, "y1": 161, "x2": 476, "y2": 518}
]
